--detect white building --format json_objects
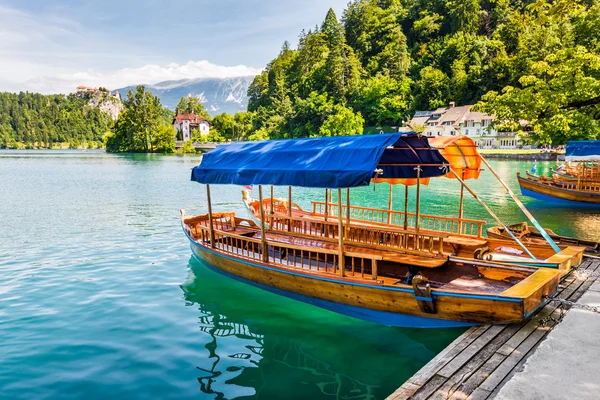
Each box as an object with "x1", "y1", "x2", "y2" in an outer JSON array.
[
  {"x1": 172, "y1": 110, "x2": 210, "y2": 141},
  {"x1": 409, "y1": 102, "x2": 524, "y2": 149}
]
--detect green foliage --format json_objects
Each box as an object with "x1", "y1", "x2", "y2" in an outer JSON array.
[
  {"x1": 106, "y1": 86, "x2": 175, "y2": 153},
  {"x1": 475, "y1": 0, "x2": 600, "y2": 144},
  {"x1": 237, "y1": 0, "x2": 600, "y2": 144},
  {"x1": 176, "y1": 96, "x2": 211, "y2": 121},
  {"x1": 319, "y1": 104, "x2": 365, "y2": 136},
  {"x1": 178, "y1": 140, "x2": 196, "y2": 154},
  {"x1": 0, "y1": 91, "x2": 113, "y2": 148}
]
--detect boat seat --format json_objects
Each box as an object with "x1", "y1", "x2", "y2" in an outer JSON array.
[
  {"x1": 445, "y1": 235, "x2": 489, "y2": 248},
  {"x1": 381, "y1": 253, "x2": 447, "y2": 268}
]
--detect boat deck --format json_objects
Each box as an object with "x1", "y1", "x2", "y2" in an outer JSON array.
[{"x1": 387, "y1": 256, "x2": 600, "y2": 400}]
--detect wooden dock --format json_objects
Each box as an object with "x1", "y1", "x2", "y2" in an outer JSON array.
[{"x1": 388, "y1": 256, "x2": 600, "y2": 400}]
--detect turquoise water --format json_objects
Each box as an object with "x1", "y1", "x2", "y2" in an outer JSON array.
[{"x1": 1, "y1": 151, "x2": 599, "y2": 399}]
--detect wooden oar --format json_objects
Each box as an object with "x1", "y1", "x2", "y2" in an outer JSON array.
[{"x1": 450, "y1": 169, "x2": 537, "y2": 260}]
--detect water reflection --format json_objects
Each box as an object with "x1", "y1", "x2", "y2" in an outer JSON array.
[{"x1": 181, "y1": 258, "x2": 460, "y2": 399}]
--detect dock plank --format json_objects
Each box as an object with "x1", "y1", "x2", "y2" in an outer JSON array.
[{"x1": 388, "y1": 257, "x2": 600, "y2": 400}]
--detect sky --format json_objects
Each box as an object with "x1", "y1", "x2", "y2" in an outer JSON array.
[{"x1": 0, "y1": 0, "x2": 348, "y2": 94}]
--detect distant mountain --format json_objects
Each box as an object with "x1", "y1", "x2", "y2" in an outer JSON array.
[{"x1": 115, "y1": 76, "x2": 256, "y2": 116}]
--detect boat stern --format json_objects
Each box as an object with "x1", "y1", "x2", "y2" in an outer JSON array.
[{"x1": 500, "y1": 268, "x2": 561, "y2": 319}]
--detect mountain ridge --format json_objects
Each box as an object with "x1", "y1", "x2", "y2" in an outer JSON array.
[{"x1": 115, "y1": 76, "x2": 255, "y2": 116}]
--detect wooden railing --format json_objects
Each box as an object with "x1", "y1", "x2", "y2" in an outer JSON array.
[
  {"x1": 558, "y1": 181, "x2": 600, "y2": 193},
  {"x1": 267, "y1": 213, "x2": 447, "y2": 256},
  {"x1": 311, "y1": 201, "x2": 485, "y2": 238},
  {"x1": 188, "y1": 220, "x2": 381, "y2": 280}
]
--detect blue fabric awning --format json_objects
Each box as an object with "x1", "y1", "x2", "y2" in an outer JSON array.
[
  {"x1": 566, "y1": 140, "x2": 600, "y2": 161},
  {"x1": 191, "y1": 134, "x2": 402, "y2": 188},
  {"x1": 377, "y1": 135, "x2": 450, "y2": 179}
]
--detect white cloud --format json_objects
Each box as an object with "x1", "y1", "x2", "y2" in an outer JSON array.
[
  {"x1": 0, "y1": 5, "x2": 261, "y2": 94},
  {"x1": 15, "y1": 60, "x2": 262, "y2": 94}
]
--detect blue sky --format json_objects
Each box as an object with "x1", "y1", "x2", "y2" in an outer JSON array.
[{"x1": 0, "y1": 0, "x2": 348, "y2": 93}]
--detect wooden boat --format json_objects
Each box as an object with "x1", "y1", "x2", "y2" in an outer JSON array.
[
  {"x1": 242, "y1": 191, "x2": 584, "y2": 273},
  {"x1": 182, "y1": 134, "x2": 563, "y2": 328},
  {"x1": 486, "y1": 222, "x2": 599, "y2": 254},
  {"x1": 517, "y1": 172, "x2": 600, "y2": 205}
]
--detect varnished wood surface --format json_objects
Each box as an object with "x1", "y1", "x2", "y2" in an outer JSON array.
[{"x1": 387, "y1": 257, "x2": 600, "y2": 400}]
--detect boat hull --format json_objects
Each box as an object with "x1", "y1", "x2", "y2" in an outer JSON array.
[
  {"x1": 518, "y1": 174, "x2": 600, "y2": 205},
  {"x1": 183, "y1": 233, "x2": 545, "y2": 328}
]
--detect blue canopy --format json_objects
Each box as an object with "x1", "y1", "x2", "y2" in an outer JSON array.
[
  {"x1": 378, "y1": 135, "x2": 450, "y2": 180},
  {"x1": 566, "y1": 140, "x2": 600, "y2": 161},
  {"x1": 192, "y1": 134, "x2": 401, "y2": 188}
]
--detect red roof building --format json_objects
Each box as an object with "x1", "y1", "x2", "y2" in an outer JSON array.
[{"x1": 173, "y1": 109, "x2": 210, "y2": 141}]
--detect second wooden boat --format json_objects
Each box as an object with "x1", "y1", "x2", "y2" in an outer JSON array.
[{"x1": 517, "y1": 172, "x2": 600, "y2": 205}]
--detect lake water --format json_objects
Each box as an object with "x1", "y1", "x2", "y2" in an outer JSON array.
[{"x1": 1, "y1": 150, "x2": 599, "y2": 400}]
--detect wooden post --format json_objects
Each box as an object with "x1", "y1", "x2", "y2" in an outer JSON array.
[
  {"x1": 258, "y1": 185, "x2": 269, "y2": 262},
  {"x1": 403, "y1": 184, "x2": 409, "y2": 230},
  {"x1": 457, "y1": 170, "x2": 465, "y2": 234},
  {"x1": 337, "y1": 188, "x2": 345, "y2": 277},
  {"x1": 371, "y1": 258, "x2": 378, "y2": 280},
  {"x1": 206, "y1": 184, "x2": 215, "y2": 248},
  {"x1": 288, "y1": 186, "x2": 292, "y2": 232},
  {"x1": 450, "y1": 170, "x2": 537, "y2": 259},
  {"x1": 387, "y1": 184, "x2": 393, "y2": 224},
  {"x1": 415, "y1": 167, "x2": 421, "y2": 234}
]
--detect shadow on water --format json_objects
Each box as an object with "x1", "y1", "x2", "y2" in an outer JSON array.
[{"x1": 180, "y1": 257, "x2": 463, "y2": 399}]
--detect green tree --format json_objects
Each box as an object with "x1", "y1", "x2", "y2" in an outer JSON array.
[
  {"x1": 107, "y1": 86, "x2": 173, "y2": 152},
  {"x1": 476, "y1": 46, "x2": 600, "y2": 144},
  {"x1": 414, "y1": 66, "x2": 450, "y2": 109},
  {"x1": 319, "y1": 105, "x2": 365, "y2": 136},
  {"x1": 176, "y1": 96, "x2": 211, "y2": 120}
]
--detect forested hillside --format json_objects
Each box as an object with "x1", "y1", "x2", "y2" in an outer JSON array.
[
  {"x1": 240, "y1": 0, "x2": 600, "y2": 144},
  {"x1": 0, "y1": 92, "x2": 115, "y2": 149}
]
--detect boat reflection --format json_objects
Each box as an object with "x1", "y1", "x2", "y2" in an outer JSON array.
[{"x1": 181, "y1": 258, "x2": 459, "y2": 399}]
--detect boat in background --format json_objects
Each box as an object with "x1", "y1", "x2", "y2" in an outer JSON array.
[
  {"x1": 182, "y1": 133, "x2": 564, "y2": 328},
  {"x1": 486, "y1": 222, "x2": 599, "y2": 255},
  {"x1": 519, "y1": 140, "x2": 600, "y2": 205},
  {"x1": 517, "y1": 172, "x2": 600, "y2": 205}
]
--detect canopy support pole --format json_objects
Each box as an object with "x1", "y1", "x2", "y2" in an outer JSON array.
[
  {"x1": 387, "y1": 184, "x2": 393, "y2": 224},
  {"x1": 337, "y1": 188, "x2": 345, "y2": 277},
  {"x1": 478, "y1": 154, "x2": 561, "y2": 253},
  {"x1": 450, "y1": 170, "x2": 537, "y2": 259},
  {"x1": 415, "y1": 167, "x2": 421, "y2": 234},
  {"x1": 258, "y1": 185, "x2": 269, "y2": 262},
  {"x1": 206, "y1": 184, "x2": 215, "y2": 248},
  {"x1": 288, "y1": 186, "x2": 292, "y2": 232},
  {"x1": 324, "y1": 189, "x2": 329, "y2": 236},
  {"x1": 458, "y1": 171, "x2": 465, "y2": 235},
  {"x1": 403, "y1": 184, "x2": 409, "y2": 230},
  {"x1": 270, "y1": 185, "x2": 274, "y2": 216},
  {"x1": 346, "y1": 188, "x2": 351, "y2": 224}
]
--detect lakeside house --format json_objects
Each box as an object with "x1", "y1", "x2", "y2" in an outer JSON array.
[
  {"x1": 409, "y1": 102, "x2": 524, "y2": 149},
  {"x1": 172, "y1": 110, "x2": 210, "y2": 142}
]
